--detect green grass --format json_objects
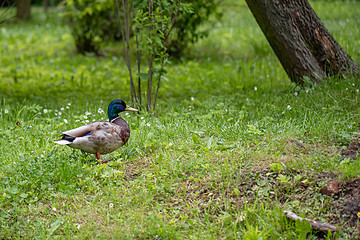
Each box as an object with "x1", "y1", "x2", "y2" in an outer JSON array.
[{"x1": 1, "y1": 1, "x2": 360, "y2": 239}]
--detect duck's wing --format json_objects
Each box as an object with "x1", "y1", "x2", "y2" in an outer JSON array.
[
  {"x1": 54, "y1": 121, "x2": 113, "y2": 146},
  {"x1": 61, "y1": 121, "x2": 112, "y2": 137},
  {"x1": 60, "y1": 125, "x2": 93, "y2": 138}
]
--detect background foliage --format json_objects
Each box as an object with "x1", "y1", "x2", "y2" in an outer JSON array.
[
  {"x1": 63, "y1": 0, "x2": 117, "y2": 53},
  {"x1": 63, "y1": 0, "x2": 221, "y2": 57}
]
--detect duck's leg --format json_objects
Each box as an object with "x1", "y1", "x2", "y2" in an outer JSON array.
[
  {"x1": 96, "y1": 152, "x2": 110, "y2": 164},
  {"x1": 100, "y1": 159, "x2": 110, "y2": 164}
]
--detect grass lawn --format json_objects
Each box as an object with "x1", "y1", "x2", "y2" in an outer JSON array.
[{"x1": 0, "y1": 0, "x2": 360, "y2": 239}]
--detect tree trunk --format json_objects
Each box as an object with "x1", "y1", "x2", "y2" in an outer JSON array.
[
  {"x1": 16, "y1": 0, "x2": 31, "y2": 21},
  {"x1": 43, "y1": 0, "x2": 49, "y2": 12},
  {"x1": 245, "y1": 0, "x2": 358, "y2": 84}
]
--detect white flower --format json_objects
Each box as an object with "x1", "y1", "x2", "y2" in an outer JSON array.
[
  {"x1": 169, "y1": 143, "x2": 173, "y2": 146},
  {"x1": 287, "y1": 105, "x2": 291, "y2": 110},
  {"x1": 85, "y1": 120, "x2": 89, "y2": 123},
  {"x1": 146, "y1": 123, "x2": 151, "y2": 127},
  {"x1": 254, "y1": 86, "x2": 257, "y2": 91},
  {"x1": 75, "y1": 119, "x2": 80, "y2": 122},
  {"x1": 52, "y1": 207, "x2": 57, "y2": 212},
  {"x1": 98, "y1": 108, "x2": 104, "y2": 114},
  {"x1": 85, "y1": 111, "x2": 91, "y2": 115},
  {"x1": 357, "y1": 89, "x2": 359, "y2": 93},
  {"x1": 305, "y1": 89, "x2": 309, "y2": 93},
  {"x1": 67, "y1": 103, "x2": 71, "y2": 106},
  {"x1": 83, "y1": 115, "x2": 88, "y2": 119},
  {"x1": 125, "y1": 112, "x2": 130, "y2": 116},
  {"x1": 64, "y1": 119, "x2": 68, "y2": 123},
  {"x1": 58, "y1": 112, "x2": 62, "y2": 116},
  {"x1": 66, "y1": 106, "x2": 70, "y2": 109},
  {"x1": 61, "y1": 107, "x2": 64, "y2": 111},
  {"x1": 238, "y1": 214, "x2": 245, "y2": 222},
  {"x1": 4, "y1": 109, "x2": 9, "y2": 113},
  {"x1": 294, "y1": 92, "x2": 298, "y2": 96},
  {"x1": 191, "y1": 97, "x2": 195, "y2": 101},
  {"x1": 141, "y1": 117, "x2": 145, "y2": 120},
  {"x1": 109, "y1": 203, "x2": 114, "y2": 208},
  {"x1": 43, "y1": 109, "x2": 48, "y2": 113}
]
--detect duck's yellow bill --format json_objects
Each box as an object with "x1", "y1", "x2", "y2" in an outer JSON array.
[{"x1": 125, "y1": 106, "x2": 139, "y2": 112}]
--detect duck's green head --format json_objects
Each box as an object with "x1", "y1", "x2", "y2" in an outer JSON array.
[{"x1": 107, "y1": 99, "x2": 139, "y2": 121}]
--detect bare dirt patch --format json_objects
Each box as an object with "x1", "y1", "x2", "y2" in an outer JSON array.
[
  {"x1": 341, "y1": 134, "x2": 360, "y2": 160},
  {"x1": 333, "y1": 179, "x2": 360, "y2": 232}
]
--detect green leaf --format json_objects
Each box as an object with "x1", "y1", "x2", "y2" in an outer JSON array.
[
  {"x1": 8, "y1": 187, "x2": 18, "y2": 194},
  {"x1": 192, "y1": 133, "x2": 200, "y2": 144},
  {"x1": 137, "y1": 73, "x2": 149, "y2": 80},
  {"x1": 233, "y1": 188, "x2": 240, "y2": 195},
  {"x1": 48, "y1": 219, "x2": 63, "y2": 236},
  {"x1": 20, "y1": 193, "x2": 28, "y2": 199}
]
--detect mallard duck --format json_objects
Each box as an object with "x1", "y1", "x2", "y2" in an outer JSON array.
[{"x1": 54, "y1": 99, "x2": 138, "y2": 163}]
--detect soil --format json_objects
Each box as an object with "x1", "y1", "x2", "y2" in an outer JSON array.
[
  {"x1": 332, "y1": 128, "x2": 360, "y2": 237},
  {"x1": 336, "y1": 131, "x2": 360, "y2": 236},
  {"x1": 340, "y1": 137, "x2": 360, "y2": 160},
  {"x1": 333, "y1": 179, "x2": 360, "y2": 232}
]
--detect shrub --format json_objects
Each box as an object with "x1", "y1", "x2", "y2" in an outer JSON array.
[
  {"x1": 64, "y1": 0, "x2": 221, "y2": 57},
  {"x1": 166, "y1": 0, "x2": 222, "y2": 58},
  {"x1": 63, "y1": 0, "x2": 118, "y2": 54}
]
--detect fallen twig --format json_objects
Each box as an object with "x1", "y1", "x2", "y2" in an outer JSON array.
[
  {"x1": 284, "y1": 210, "x2": 338, "y2": 232},
  {"x1": 289, "y1": 138, "x2": 306, "y2": 149}
]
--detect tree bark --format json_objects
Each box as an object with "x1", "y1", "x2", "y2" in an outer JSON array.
[
  {"x1": 43, "y1": 0, "x2": 49, "y2": 12},
  {"x1": 245, "y1": 0, "x2": 358, "y2": 84},
  {"x1": 16, "y1": 0, "x2": 31, "y2": 21}
]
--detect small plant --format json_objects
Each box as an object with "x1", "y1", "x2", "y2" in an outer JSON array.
[
  {"x1": 242, "y1": 222, "x2": 266, "y2": 240},
  {"x1": 246, "y1": 124, "x2": 263, "y2": 136},
  {"x1": 269, "y1": 162, "x2": 283, "y2": 173},
  {"x1": 115, "y1": 0, "x2": 192, "y2": 112}
]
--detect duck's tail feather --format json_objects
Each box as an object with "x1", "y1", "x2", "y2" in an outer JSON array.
[
  {"x1": 54, "y1": 134, "x2": 76, "y2": 145},
  {"x1": 54, "y1": 139, "x2": 72, "y2": 145}
]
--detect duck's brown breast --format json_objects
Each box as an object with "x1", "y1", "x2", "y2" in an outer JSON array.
[{"x1": 111, "y1": 117, "x2": 130, "y2": 144}]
